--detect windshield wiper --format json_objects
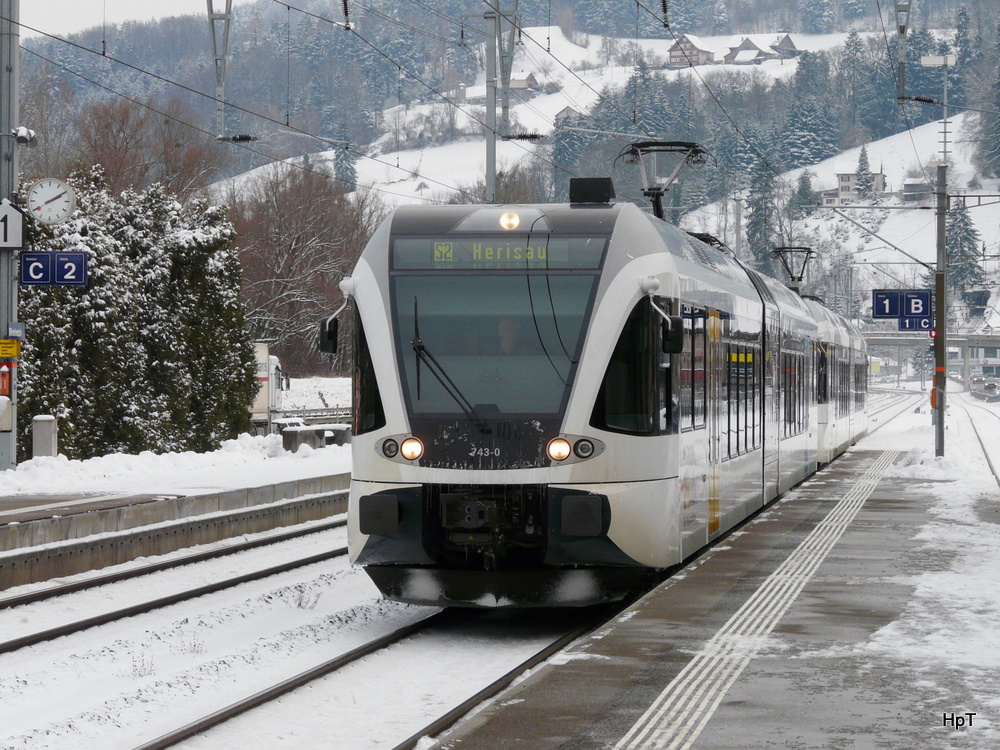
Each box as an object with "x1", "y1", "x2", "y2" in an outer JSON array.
[{"x1": 411, "y1": 298, "x2": 491, "y2": 435}]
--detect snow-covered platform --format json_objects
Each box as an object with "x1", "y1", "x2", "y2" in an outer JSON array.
[
  {"x1": 0, "y1": 473, "x2": 349, "y2": 589},
  {"x1": 433, "y1": 448, "x2": 996, "y2": 748}
]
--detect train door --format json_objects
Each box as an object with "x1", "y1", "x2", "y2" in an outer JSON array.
[
  {"x1": 762, "y1": 308, "x2": 780, "y2": 500},
  {"x1": 707, "y1": 309, "x2": 723, "y2": 536}
]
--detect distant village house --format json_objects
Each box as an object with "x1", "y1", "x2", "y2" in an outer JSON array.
[
  {"x1": 820, "y1": 171, "x2": 888, "y2": 206},
  {"x1": 723, "y1": 34, "x2": 798, "y2": 65},
  {"x1": 667, "y1": 34, "x2": 716, "y2": 68}
]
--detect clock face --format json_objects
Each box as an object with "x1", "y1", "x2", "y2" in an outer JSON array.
[{"x1": 27, "y1": 178, "x2": 76, "y2": 224}]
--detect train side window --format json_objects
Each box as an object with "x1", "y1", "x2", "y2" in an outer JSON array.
[
  {"x1": 679, "y1": 312, "x2": 694, "y2": 431},
  {"x1": 693, "y1": 313, "x2": 706, "y2": 429},
  {"x1": 724, "y1": 343, "x2": 733, "y2": 458},
  {"x1": 353, "y1": 310, "x2": 386, "y2": 435},
  {"x1": 656, "y1": 299, "x2": 678, "y2": 435},
  {"x1": 782, "y1": 352, "x2": 791, "y2": 436},
  {"x1": 817, "y1": 346, "x2": 828, "y2": 404},
  {"x1": 748, "y1": 345, "x2": 765, "y2": 449},
  {"x1": 590, "y1": 300, "x2": 656, "y2": 436}
]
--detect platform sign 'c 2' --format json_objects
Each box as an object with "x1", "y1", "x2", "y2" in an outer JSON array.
[{"x1": 19, "y1": 251, "x2": 88, "y2": 286}]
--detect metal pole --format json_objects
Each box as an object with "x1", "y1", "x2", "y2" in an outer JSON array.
[
  {"x1": 934, "y1": 163, "x2": 947, "y2": 457},
  {"x1": 207, "y1": 0, "x2": 233, "y2": 139},
  {"x1": 498, "y1": 0, "x2": 519, "y2": 141},
  {"x1": 895, "y1": 1, "x2": 911, "y2": 99},
  {"x1": 484, "y1": 9, "x2": 497, "y2": 204},
  {"x1": 0, "y1": 0, "x2": 19, "y2": 470}
]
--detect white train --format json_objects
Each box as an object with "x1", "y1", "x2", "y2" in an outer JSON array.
[
  {"x1": 321, "y1": 180, "x2": 867, "y2": 607},
  {"x1": 250, "y1": 342, "x2": 288, "y2": 435}
]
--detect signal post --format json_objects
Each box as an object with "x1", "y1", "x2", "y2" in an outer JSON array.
[{"x1": 0, "y1": 0, "x2": 21, "y2": 469}]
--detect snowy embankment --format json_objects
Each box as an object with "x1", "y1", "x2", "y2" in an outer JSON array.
[{"x1": 0, "y1": 377, "x2": 352, "y2": 497}]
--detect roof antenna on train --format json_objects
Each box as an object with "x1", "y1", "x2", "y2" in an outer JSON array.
[
  {"x1": 617, "y1": 141, "x2": 710, "y2": 222},
  {"x1": 772, "y1": 246, "x2": 816, "y2": 296}
]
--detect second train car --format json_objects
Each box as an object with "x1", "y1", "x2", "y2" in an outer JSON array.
[{"x1": 321, "y1": 180, "x2": 867, "y2": 607}]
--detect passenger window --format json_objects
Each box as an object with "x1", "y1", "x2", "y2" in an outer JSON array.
[
  {"x1": 590, "y1": 300, "x2": 656, "y2": 435},
  {"x1": 679, "y1": 309, "x2": 693, "y2": 431},
  {"x1": 693, "y1": 315, "x2": 706, "y2": 429},
  {"x1": 656, "y1": 299, "x2": 677, "y2": 435},
  {"x1": 354, "y1": 309, "x2": 386, "y2": 435}
]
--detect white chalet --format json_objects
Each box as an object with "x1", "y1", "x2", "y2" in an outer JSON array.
[{"x1": 667, "y1": 34, "x2": 716, "y2": 68}]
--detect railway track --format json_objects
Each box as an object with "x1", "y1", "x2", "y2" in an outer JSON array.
[
  {"x1": 131, "y1": 606, "x2": 610, "y2": 750},
  {"x1": 0, "y1": 516, "x2": 346, "y2": 610},
  {"x1": 951, "y1": 393, "x2": 1000, "y2": 489},
  {"x1": 0, "y1": 517, "x2": 350, "y2": 657},
  {"x1": 866, "y1": 388, "x2": 923, "y2": 433}
]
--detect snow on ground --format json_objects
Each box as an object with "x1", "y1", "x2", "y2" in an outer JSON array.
[
  {"x1": 2, "y1": 385, "x2": 1000, "y2": 746},
  {"x1": 0, "y1": 378, "x2": 352, "y2": 497},
  {"x1": 2, "y1": 385, "x2": 1000, "y2": 749}
]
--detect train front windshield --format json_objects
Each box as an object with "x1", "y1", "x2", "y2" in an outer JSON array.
[{"x1": 391, "y1": 234, "x2": 606, "y2": 420}]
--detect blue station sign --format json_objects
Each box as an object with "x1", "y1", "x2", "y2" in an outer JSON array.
[{"x1": 19, "y1": 251, "x2": 89, "y2": 287}]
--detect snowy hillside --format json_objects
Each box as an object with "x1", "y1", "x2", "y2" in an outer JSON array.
[
  {"x1": 219, "y1": 26, "x2": 874, "y2": 203},
  {"x1": 218, "y1": 24, "x2": 1000, "y2": 330},
  {"x1": 686, "y1": 112, "x2": 1000, "y2": 327}
]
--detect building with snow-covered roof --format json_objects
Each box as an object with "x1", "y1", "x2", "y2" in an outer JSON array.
[
  {"x1": 820, "y1": 171, "x2": 888, "y2": 205},
  {"x1": 667, "y1": 34, "x2": 716, "y2": 68},
  {"x1": 723, "y1": 34, "x2": 798, "y2": 64}
]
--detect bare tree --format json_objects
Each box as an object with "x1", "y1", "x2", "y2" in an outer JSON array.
[
  {"x1": 18, "y1": 60, "x2": 78, "y2": 182},
  {"x1": 53, "y1": 96, "x2": 228, "y2": 197},
  {"x1": 72, "y1": 98, "x2": 156, "y2": 193},
  {"x1": 227, "y1": 161, "x2": 386, "y2": 374}
]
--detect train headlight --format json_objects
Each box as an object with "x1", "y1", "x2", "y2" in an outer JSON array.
[
  {"x1": 381, "y1": 439, "x2": 399, "y2": 458},
  {"x1": 400, "y1": 437, "x2": 424, "y2": 461},
  {"x1": 499, "y1": 211, "x2": 520, "y2": 230},
  {"x1": 574, "y1": 439, "x2": 595, "y2": 459},
  {"x1": 547, "y1": 437, "x2": 572, "y2": 461}
]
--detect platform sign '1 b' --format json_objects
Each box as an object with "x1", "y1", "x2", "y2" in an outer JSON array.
[
  {"x1": 903, "y1": 290, "x2": 932, "y2": 318},
  {"x1": 872, "y1": 289, "x2": 933, "y2": 331},
  {"x1": 871, "y1": 290, "x2": 901, "y2": 319}
]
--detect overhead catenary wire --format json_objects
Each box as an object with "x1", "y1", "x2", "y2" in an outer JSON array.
[
  {"x1": 19, "y1": 45, "x2": 460, "y2": 205},
  {"x1": 270, "y1": 0, "x2": 577, "y2": 183},
  {"x1": 10, "y1": 16, "x2": 473, "y2": 201}
]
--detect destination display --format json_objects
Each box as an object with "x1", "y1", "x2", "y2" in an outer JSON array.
[{"x1": 392, "y1": 235, "x2": 607, "y2": 270}]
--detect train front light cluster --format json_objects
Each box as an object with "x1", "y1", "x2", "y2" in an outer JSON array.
[
  {"x1": 400, "y1": 437, "x2": 424, "y2": 461},
  {"x1": 380, "y1": 436, "x2": 424, "y2": 461},
  {"x1": 547, "y1": 436, "x2": 601, "y2": 463},
  {"x1": 547, "y1": 438, "x2": 572, "y2": 461}
]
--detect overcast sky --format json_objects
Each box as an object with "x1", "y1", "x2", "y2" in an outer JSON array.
[{"x1": 19, "y1": 0, "x2": 259, "y2": 39}]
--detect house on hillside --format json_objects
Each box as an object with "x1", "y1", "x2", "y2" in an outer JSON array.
[
  {"x1": 902, "y1": 181, "x2": 932, "y2": 202},
  {"x1": 723, "y1": 34, "x2": 798, "y2": 65},
  {"x1": 509, "y1": 69, "x2": 541, "y2": 91},
  {"x1": 820, "y1": 171, "x2": 888, "y2": 206},
  {"x1": 667, "y1": 34, "x2": 716, "y2": 68},
  {"x1": 554, "y1": 106, "x2": 582, "y2": 124}
]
